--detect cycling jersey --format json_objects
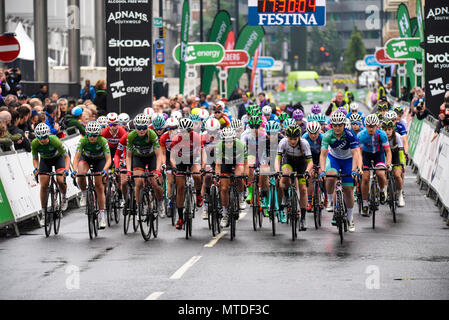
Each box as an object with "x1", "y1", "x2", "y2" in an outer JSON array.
[
  {"x1": 215, "y1": 139, "x2": 247, "y2": 166},
  {"x1": 114, "y1": 133, "x2": 129, "y2": 169},
  {"x1": 214, "y1": 114, "x2": 231, "y2": 129},
  {"x1": 170, "y1": 131, "x2": 204, "y2": 165},
  {"x1": 395, "y1": 122, "x2": 407, "y2": 136},
  {"x1": 126, "y1": 129, "x2": 160, "y2": 157},
  {"x1": 31, "y1": 135, "x2": 67, "y2": 159},
  {"x1": 321, "y1": 128, "x2": 358, "y2": 160},
  {"x1": 387, "y1": 131, "x2": 405, "y2": 166},
  {"x1": 201, "y1": 132, "x2": 220, "y2": 165},
  {"x1": 277, "y1": 137, "x2": 312, "y2": 182},
  {"x1": 101, "y1": 127, "x2": 127, "y2": 149},
  {"x1": 357, "y1": 129, "x2": 390, "y2": 154},
  {"x1": 76, "y1": 136, "x2": 110, "y2": 159},
  {"x1": 302, "y1": 132, "x2": 323, "y2": 165},
  {"x1": 241, "y1": 129, "x2": 269, "y2": 165},
  {"x1": 266, "y1": 113, "x2": 280, "y2": 123}
]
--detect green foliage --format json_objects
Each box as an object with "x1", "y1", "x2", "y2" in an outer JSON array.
[{"x1": 344, "y1": 25, "x2": 366, "y2": 74}]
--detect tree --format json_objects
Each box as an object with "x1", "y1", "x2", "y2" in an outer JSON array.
[{"x1": 344, "y1": 25, "x2": 366, "y2": 74}]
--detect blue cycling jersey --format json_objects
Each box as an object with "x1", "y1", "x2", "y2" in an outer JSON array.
[
  {"x1": 395, "y1": 122, "x2": 407, "y2": 136},
  {"x1": 322, "y1": 128, "x2": 359, "y2": 160},
  {"x1": 357, "y1": 128, "x2": 390, "y2": 154},
  {"x1": 302, "y1": 132, "x2": 323, "y2": 154}
]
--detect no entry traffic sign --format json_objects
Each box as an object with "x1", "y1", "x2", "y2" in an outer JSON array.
[{"x1": 0, "y1": 35, "x2": 20, "y2": 63}]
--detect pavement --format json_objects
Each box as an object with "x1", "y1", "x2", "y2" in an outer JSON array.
[{"x1": 1, "y1": 103, "x2": 448, "y2": 300}]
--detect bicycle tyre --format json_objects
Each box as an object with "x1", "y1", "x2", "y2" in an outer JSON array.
[
  {"x1": 388, "y1": 177, "x2": 397, "y2": 223},
  {"x1": 170, "y1": 186, "x2": 177, "y2": 227},
  {"x1": 132, "y1": 195, "x2": 139, "y2": 232},
  {"x1": 357, "y1": 178, "x2": 363, "y2": 214},
  {"x1": 87, "y1": 189, "x2": 95, "y2": 239},
  {"x1": 138, "y1": 189, "x2": 151, "y2": 241},
  {"x1": 290, "y1": 189, "x2": 298, "y2": 241},
  {"x1": 44, "y1": 186, "x2": 53, "y2": 237},
  {"x1": 93, "y1": 190, "x2": 99, "y2": 237},
  {"x1": 189, "y1": 187, "x2": 195, "y2": 237},
  {"x1": 53, "y1": 187, "x2": 62, "y2": 235},
  {"x1": 269, "y1": 184, "x2": 276, "y2": 236},
  {"x1": 313, "y1": 182, "x2": 320, "y2": 230},
  {"x1": 230, "y1": 189, "x2": 236, "y2": 241},
  {"x1": 113, "y1": 192, "x2": 120, "y2": 224},
  {"x1": 185, "y1": 188, "x2": 192, "y2": 239},
  {"x1": 123, "y1": 187, "x2": 132, "y2": 234},
  {"x1": 151, "y1": 191, "x2": 159, "y2": 238},
  {"x1": 105, "y1": 179, "x2": 113, "y2": 227},
  {"x1": 212, "y1": 185, "x2": 221, "y2": 236},
  {"x1": 252, "y1": 183, "x2": 258, "y2": 231},
  {"x1": 336, "y1": 190, "x2": 344, "y2": 244}
]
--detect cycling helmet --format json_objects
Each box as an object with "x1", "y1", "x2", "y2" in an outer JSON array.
[
  {"x1": 248, "y1": 116, "x2": 262, "y2": 129},
  {"x1": 384, "y1": 110, "x2": 398, "y2": 121},
  {"x1": 311, "y1": 104, "x2": 322, "y2": 114},
  {"x1": 162, "y1": 112, "x2": 170, "y2": 121},
  {"x1": 190, "y1": 114, "x2": 202, "y2": 122},
  {"x1": 262, "y1": 105, "x2": 272, "y2": 116},
  {"x1": 337, "y1": 107, "x2": 348, "y2": 115},
  {"x1": 143, "y1": 107, "x2": 154, "y2": 117},
  {"x1": 285, "y1": 124, "x2": 302, "y2": 138},
  {"x1": 292, "y1": 109, "x2": 304, "y2": 121},
  {"x1": 152, "y1": 115, "x2": 166, "y2": 130},
  {"x1": 248, "y1": 107, "x2": 262, "y2": 117},
  {"x1": 282, "y1": 118, "x2": 296, "y2": 129},
  {"x1": 212, "y1": 103, "x2": 224, "y2": 112},
  {"x1": 349, "y1": 113, "x2": 363, "y2": 123},
  {"x1": 278, "y1": 112, "x2": 289, "y2": 122},
  {"x1": 316, "y1": 113, "x2": 327, "y2": 123},
  {"x1": 221, "y1": 127, "x2": 236, "y2": 141},
  {"x1": 377, "y1": 102, "x2": 389, "y2": 111},
  {"x1": 365, "y1": 114, "x2": 380, "y2": 126},
  {"x1": 127, "y1": 121, "x2": 135, "y2": 132},
  {"x1": 330, "y1": 111, "x2": 347, "y2": 125},
  {"x1": 265, "y1": 120, "x2": 281, "y2": 134},
  {"x1": 171, "y1": 110, "x2": 183, "y2": 120},
  {"x1": 151, "y1": 113, "x2": 164, "y2": 122},
  {"x1": 166, "y1": 117, "x2": 179, "y2": 128},
  {"x1": 393, "y1": 106, "x2": 404, "y2": 114},
  {"x1": 179, "y1": 118, "x2": 194, "y2": 131},
  {"x1": 307, "y1": 114, "x2": 317, "y2": 122},
  {"x1": 381, "y1": 120, "x2": 395, "y2": 130},
  {"x1": 85, "y1": 121, "x2": 102, "y2": 135},
  {"x1": 191, "y1": 107, "x2": 200, "y2": 115},
  {"x1": 307, "y1": 121, "x2": 321, "y2": 134},
  {"x1": 107, "y1": 112, "x2": 118, "y2": 124},
  {"x1": 231, "y1": 119, "x2": 243, "y2": 131},
  {"x1": 97, "y1": 116, "x2": 108, "y2": 128},
  {"x1": 205, "y1": 118, "x2": 220, "y2": 132},
  {"x1": 34, "y1": 123, "x2": 51, "y2": 138},
  {"x1": 133, "y1": 113, "x2": 150, "y2": 127},
  {"x1": 345, "y1": 118, "x2": 351, "y2": 130},
  {"x1": 71, "y1": 107, "x2": 83, "y2": 117},
  {"x1": 118, "y1": 113, "x2": 130, "y2": 124},
  {"x1": 198, "y1": 109, "x2": 209, "y2": 120},
  {"x1": 350, "y1": 102, "x2": 359, "y2": 112}
]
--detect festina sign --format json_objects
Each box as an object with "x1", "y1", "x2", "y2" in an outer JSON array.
[
  {"x1": 425, "y1": 0, "x2": 449, "y2": 117},
  {"x1": 106, "y1": 1, "x2": 153, "y2": 117}
]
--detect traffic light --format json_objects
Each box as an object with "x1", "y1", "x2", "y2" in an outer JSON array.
[
  {"x1": 325, "y1": 52, "x2": 329, "y2": 57},
  {"x1": 320, "y1": 46, "x2": 325, "y2": 52}
]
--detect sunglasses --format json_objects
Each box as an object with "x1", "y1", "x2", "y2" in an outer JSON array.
[
  {"x1": 168, "y1": 127, "x2": 178, "y2": 131},
  {"x1": 366, "y1": 125, "x2": 377, "y2": 128},
  {"x1": 109, "y1": 123, "x2": 118, "y2": 127},
  {"x1": 37, "y1": 135, "x2": 48, "y2": 140},
  {"x1": 87, "y1": 133, "x2": 99, "y2": 138},
  {"x1": 136, "y1": 126, "x2": 148, "y2": 131},
  {"x1": 214, "y1": 111, "x2": 222, "y2": 114},
  {"x1": 332, "y1": 124, "x2": 345, "y2": 127},
  {"x1": 351, "y1": 122, "x2": 361, "y2": 126}
]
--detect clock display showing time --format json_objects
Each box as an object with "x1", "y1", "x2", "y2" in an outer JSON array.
[{"x1": 257, "y1": 0, "x2": 317, "y2": 13}]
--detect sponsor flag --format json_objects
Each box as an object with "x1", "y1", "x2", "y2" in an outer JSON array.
[
  {"x1": 226, "y1": 24, "x2": 265, "y2": 99},
  {"x1": 250, "y1": 45, "x2": 260, "y2": 92},
  {"x1": 396, "y1": 3, "x2": 416, "y2": 88},
  {"x1": 201, "y1": 10, "x2": 231, "y2": 94},
  {"x1": 180, "y1": 0, "x2": 190, "y2": 95}
]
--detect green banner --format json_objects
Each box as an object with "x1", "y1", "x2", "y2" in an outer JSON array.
[
  {"x1": 408, "y1": 117, "x2": 423, "y2": 158},
  {"x1": 396, "y1": 3, "x2": 416, "y2": 88},
  {"x1": 201, "y1": 11, "x2": 231, "y2": 94},
  {"x1": 226, "y1": 24, "x2": 265, "y2": 99},
  {"x1": 416, "y1": 0, "x2": 424, "y2": 42},
  {"x1": 385, "y1": 38, "x2": 422, "y2": 61},
  {"x1": 275, "y1": 89, "x2": 369, "y2": 104},
  {"x1": 0, "y1": 178, "x2": 14, "y2": 225},
  {"x1": 179, "y1": 0, "x2": 190, "y2": 95},
  {"x1": 173, "y1": 42, "x2": 225, "y2": 65}
]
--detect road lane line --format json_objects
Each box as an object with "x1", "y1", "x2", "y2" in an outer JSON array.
[
  {"x1": 239, "y1": 211, "x2": 247, "y2": 220},
  {"x1": 170, "y1": 256, "x2": 202, "y2": 280},
  {"x1": 204, "y1": 231, "x2": 227, "y2": 248},
  {"x1": 145, "y1": 292, "x2": 164, "y2": 300}
]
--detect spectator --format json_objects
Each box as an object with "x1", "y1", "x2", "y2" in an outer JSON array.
[
  {"x1": 64, "y1": 106, "x2": 85, "y2": 135},
  {"x1": 85, "y1": 104, "x2": 98, "y2": 120},
  {"x1": 8, "y1": 109, "x2": 31, "y2": 152},
  {"x1": 238, "y1": 93, "x2": 251, "y2": 120},
  {"x1": 370, "y1": 88, "x2": 378, "y2": 108},
  {"x1": 33, "y1": 84, "x2": 49, "y2": 103},
  {"x1": 432, "y1": 92, "x2": 449, "y2": 142},
  {"x1": 17, "y1": 105, "x2": 32, "y2": 134},
  {"x1": 0, "y1": 122, "x2": 13, "y2": 152},
  {"x1": 57, "y1": 98, "x2": 68, "y2": 119},
  {"x1": 81, "y1": 110, "x2": 90, "y2": 125},
  {"x1": 30, "y1": 110, "x2": 41, "y2": 130},
  {"x1": 8, "y1": 101, "x2": 21, "y2": 111},
  {"x1": 50, "y1": 92, "x2": 59, "y2": 102},
  {"x1": 44, "y1": 103, "x2": 60, "y2": 135},
  {"x1": 5, "y1": 67, "x2": 22, "y2": 95},
  {"x1": 80, "y1": 79, "x2": 96, "y2": 101},
  {"x1": 29, "y1": 98, "x2": 43, "y2": 110},
  {"x1": 376, "y1": 81, "x2": 386, "y2": 101},
  {"x1": 411, "y1": 97, "x2": 430, "y2": 120},
  {"x1": 199, "y1": 92, "x2": 209, "y2": 108},
  {"x1": 44, "y1": 98, "x2": 52, "y2": 106},
  {"x1": 325, "y1": 91, "x2": 348, "y2": 116},
  {"x1": 0, "y1": 110, "x2": 22, "y2": 144},
  {"x1": 93, "y1": 80, "x2": 107, "y2": 115},
  {"x1": 397, "y1": 86, "x2": 410, "y2": 102},
  {"x1": 258, "y1": 92, "x2": 268, "y2": 108},
  {"x1": 5, "y1": 94, "x2": 18, "y2": 107},
  {"x1": 18, "y1": 94, "x2": 28, "y2": 105}
]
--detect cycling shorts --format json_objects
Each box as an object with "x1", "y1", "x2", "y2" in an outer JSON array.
[
  {"x1": 79, "y1": 155, "x2": 106, "y2": 173},
  {"x1": 131, "y1": 154, "x2": 157, "y2": 172},
  {"x1": 281, "y1": 155, "x2": 308, "y2": 185},
  {"x1": 39, "y1": 156, "x2": 65, "y2": 174},
  {"x1": 325, "y1": 153, "x2": 353, "y2": 186},
  {"x1": 362, "y1": 151, "x2": 386, "y2": 170}
]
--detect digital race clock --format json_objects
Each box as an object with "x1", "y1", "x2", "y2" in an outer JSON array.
[{"x1": 257, "y1": 0, "x2": 317, "y2": 13}]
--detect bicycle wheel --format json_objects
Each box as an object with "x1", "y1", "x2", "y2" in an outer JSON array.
[
  {"x1": 290, "y1": 189, "x2": 298, "y2": 241},
  {"x1": 87, "y1": 189, "x2": 95, "y2": 239},
  {"x1": 252, "y1": 182, "x2": 259, "y2": 231},
  {"x1": 336, "y1": 191, "x2": 344, "y2": 244},
  {"x1": 185, "y1": 188, "x2": 192, "y2": 239},
  {"x1": 123, "y1": 187, "x2": 132, "y2": 234},
  {"x1": 93, "y1": 190, "x2": 99, "y2": 237},
  {"x1": 105, "y1": 179, "x2": 113, "y2": 227},
  {"x1": 113, "y1": 191, "x2": 120, "y2": 224},
  {"x1": 313, "y1": 182, "x2": 320, "y2": 230},
  {"x1": 53, "y1": 187, "x2": 62, "y2": 235},
  {"x1": 211, "y1": 185, "x2": 220, "y2": 236},
  {"x1": 44, "y1": 187, "x2": 53, "y2": 237},
  {"x1": 132, "y1": 195, "x2": 139, "y2": 232},
  {"x1": 170, "y1": 187, "x2": 177, "y2": 227},
  {"x1": 269, "y1": 184, "x2": 276, "y2": 236},
  {"x1": 388, "y1": 177, "x2": 397, "y2": 223},
  {"x1": 189, "y1": 187, "x2": 195, "y2": 237},
  {"x1": 370, "y1": 181, "x2": 376, "y2": 229},
  {"x1": 151, "y1": 191, "x2": 159, "y2": 238},
  {"x1": 229, "y1": 189, "x2": 236, "y2": 241},
  {"x1": 138, "y1": 189, "x2": 152, "y2": 241},
  {"x1": 356, "y1": 178, "x2": 363, "y2": 214}
]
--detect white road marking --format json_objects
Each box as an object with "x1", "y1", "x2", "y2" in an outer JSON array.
[
  {"x1": 145, "y1": 291, "x2": 164, "y2": 300},
  {"x1": 204, "y1": 231, "x2": 227, "y2": 248},
  {"x1": 170, "y1": 256, "x2": 202, "y2": 280},
  {"x1": 239, "y1": 211, "x2": 247, "y2": 220}
]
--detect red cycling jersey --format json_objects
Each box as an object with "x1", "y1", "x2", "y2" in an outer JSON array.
[
  {"x1": 102, "y1": 127, "x2": 127, "y2": 149},
  {"x1": 170, "y1": 131, "x2": 204, "y2": 159},
  {"x1": 114, "y1": 132, "x2": 129, "y2": 169}
]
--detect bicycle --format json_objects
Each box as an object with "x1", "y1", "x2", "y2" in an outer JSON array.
[
  {"x1": 160, "y1": 167, "x2": 170, "y2": 221},
  {"x1": 264, "y1": 172, "x2": 280, "y2": 236},
  {"x1": 36, "y1": 172, "x2": 66, "y2": 237},
  {"x1": 73, "y1": 171, "x2": 104, "y2": 239},
  {"x1": 311, "y1": 166, "x2": 324, "y2": 230},
  {"x1": 387, "y1": 163, "x2": 403, "y2": 224},
  {"x1": 105, "y1": 168, "x2": 121, "y2": 227},
  {"x1": 355, "y1": 174, "x2": 363, "y2": 216},
  {"x1": 367, "y1": 161, "x2": 388, "y2": 229},
  {"x1": 133, "y1": 171, "x2": 160, "y2": 241},
  {"x1": 123, "y1": 176, "x2": 138, "y2": 235},
  {"x1": 203, "y1": 169, "x2": 221, "y2": 237},
  {"x1": 250, "y1": 166, "x2": 263, "y2": 231},
  {"x1": 281, "y1": 173, "x2": 305, "y2": 241},
  {"x1": 216, "y1": 174, "x2": 247, "y2": 240}
]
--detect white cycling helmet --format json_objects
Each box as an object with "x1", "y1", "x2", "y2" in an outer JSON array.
[
  {"x1": 166, "y1": 117, "x2": 179, "y2": 128},
  {"x1": 118, "y1": 113, "x2": 130, "y2": 123},
  {"x1": 349, "y1": 102, "x2": 359, "y2": 112},
  {"x1": 221, "y1": 127, "x2": 236, "y2": 140},
  {"x1": 171, "y1": 110, "x2": 183, "y2": 121},
  {"x1": 179, "y1": 118, "x2": 194, "y2": 131},
  {"x1": 231, "y1": 119, "x2": 243, "y2": 131},
  {"x1": 307, "y1": 121, "x2": 321, "y2": 134},
  {"x1": 143, "y1": 107, "x2": 154, "y2": 118},
  {"x1": 365, "y1": 114, "x2": 380, "y2": 126},
  {"x1": 345, "y1": 118, "x2": 351, "y2": 130},
  {"x1": 107, "y1": 112, "x2": 118, "y2": 124},
  {"x1": 97, "y1": 116, "x2": 108, "y2": 127},
  {"x1": 34, "y1": 123, "x2": 51, "y2": 138},
  {"x1": 384, "y1": 110, "x2": 398, "y2": 121},
  {"x1": 85, "y1": 121, "x2": 102, "y2": 135},
  {"x1": 133, "y1": 113, "x2": 150, "y2": 127},
  {"x1": 198, "y1": 109, "x2": 209, "y2": 120},
  {"x1": 205, "y1": 118, "x2": 220, "y2": 132},
  {"x1": 262, "y1": 105, "x2": 272, "y2": 116},
  {"x1": 330, "y1": 111, "x2": 347, "y2": 125},
  {"x1": 349, "y1": 113, "x2": 363, "y2": 123}
]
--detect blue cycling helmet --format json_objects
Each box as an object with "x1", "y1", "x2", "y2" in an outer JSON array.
[
  {"x1": 282, "y1": 118, "x2": 296, "y2": 129},
  {"x1": 307, "y1": 114, "x2": 317, "y2": 122},
  {"x1": 190, "y1": 114, "x2": 202, "y2": 122},
  {"x1": 316, "y1": 113, "x2": 327, "y2": 123},
  {"x1": 265, "y1": 120, "x2": 281, "y2": 134},
  {"x1": 152, "y1": 115, "x2": 166, "y2": 130}
]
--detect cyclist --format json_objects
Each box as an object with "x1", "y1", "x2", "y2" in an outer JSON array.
[
  {"x1": 118, "y1": 113, "x2": 130, "y2": 131},
  {"x1": 32, "y1": 123, "x2": 71, "y2": 212},
  {"x1": 97, "y1": 116, "x2": 108, "y2": 130},
  {"x1": 388, "y1": 110, "x2": 410, "y2": 159},
  {"x1": 126, "y1": 114, "x2": 164, "y2": 218},
  {"x1": 151, "y1": 115, "x2": 167, "y2": 138},
  {"x1": 292, "y1": 109, "x2": 307, "y2": 135},
  {"x1": 230, "y1": 119, "x2": 244, "y2": 138},
  {"x1": 262, "y1": 105, "x2": 279, "y2": 123},
  {"x1": 382, "y1": 120, "x2": 406, "y2": 207},
  {"x1": 320, "y1": 111, "x2": 360, "y2": 232},
  {"x1": 311, "y1": 104, "x2": 322, "y2": 115},
  {"x1": 143, "y1": 107, "x2": 154, "y2": 120},
  {"x1": 72, "y1": 121, "x2": 111, "y2": 229},
  {"x1": 278, "y1": 112, "x2": 290, "y2": 127},
  {"x1": 358, "y1": 114, "x2": 392, "y2": 216},
  {"x1": 316, "y1": 113, "x2": 329, "y2": 133},
  {"x1": 276, "y1": 124, "x2": 313, "y2": 230},
  {"x1": 102, "y1": 112, "x2": 127, "y2": 160},
  {"x1": 215, "y1": 127, "x2": 248, "y2": 228},
  {"x1": 212, "y1": 103, "x2": 231, "y2": 129},
  {"x1": 347, "y1": 102, "x2": 365, "y2": 123},
  {"x1": 349, "y1": 113, "x2": 364, "y2": 136},
  {"x1": 190, "y1": 114, "x2": 203, "y2": 133},
  {"x1": 303, "y1": 121, "x2": 324, "y2": 212},
  {"x1": 170, "y1": 118, "x2": 206, "y2": 230},
  {"x1": 393, "y1": 105, "x2": 407, "y2": 127},
  {"x1": 113, "y1": 128, "x2": 130, "y2": 208},
  {"x1": 376, "y1": 99, "x2": 390, "y2": 117}
]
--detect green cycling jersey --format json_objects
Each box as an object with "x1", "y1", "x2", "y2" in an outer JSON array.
[
  {"x1": 76, "y1": 136, "x2": 110, "y2": 159},
  {"x1": 215, "y1": 139, "x2": 248, "y2": 165},
  {"x1": 31, "y1": 135, "x2": 68, "y2": 160},
  {"x1": 126, "y1": 129, "x2": 160, "y2": 157}
]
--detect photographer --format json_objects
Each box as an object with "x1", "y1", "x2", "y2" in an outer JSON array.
[
  {"x1": 5, "y1": 68, "x2": 22, "y2": 96},
  {"x1": 431, "y1": 92, "x2": 449, "y2": 142},
  {"x1": 411, "y1": 97, "x2": 431, "y2": 120}
]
